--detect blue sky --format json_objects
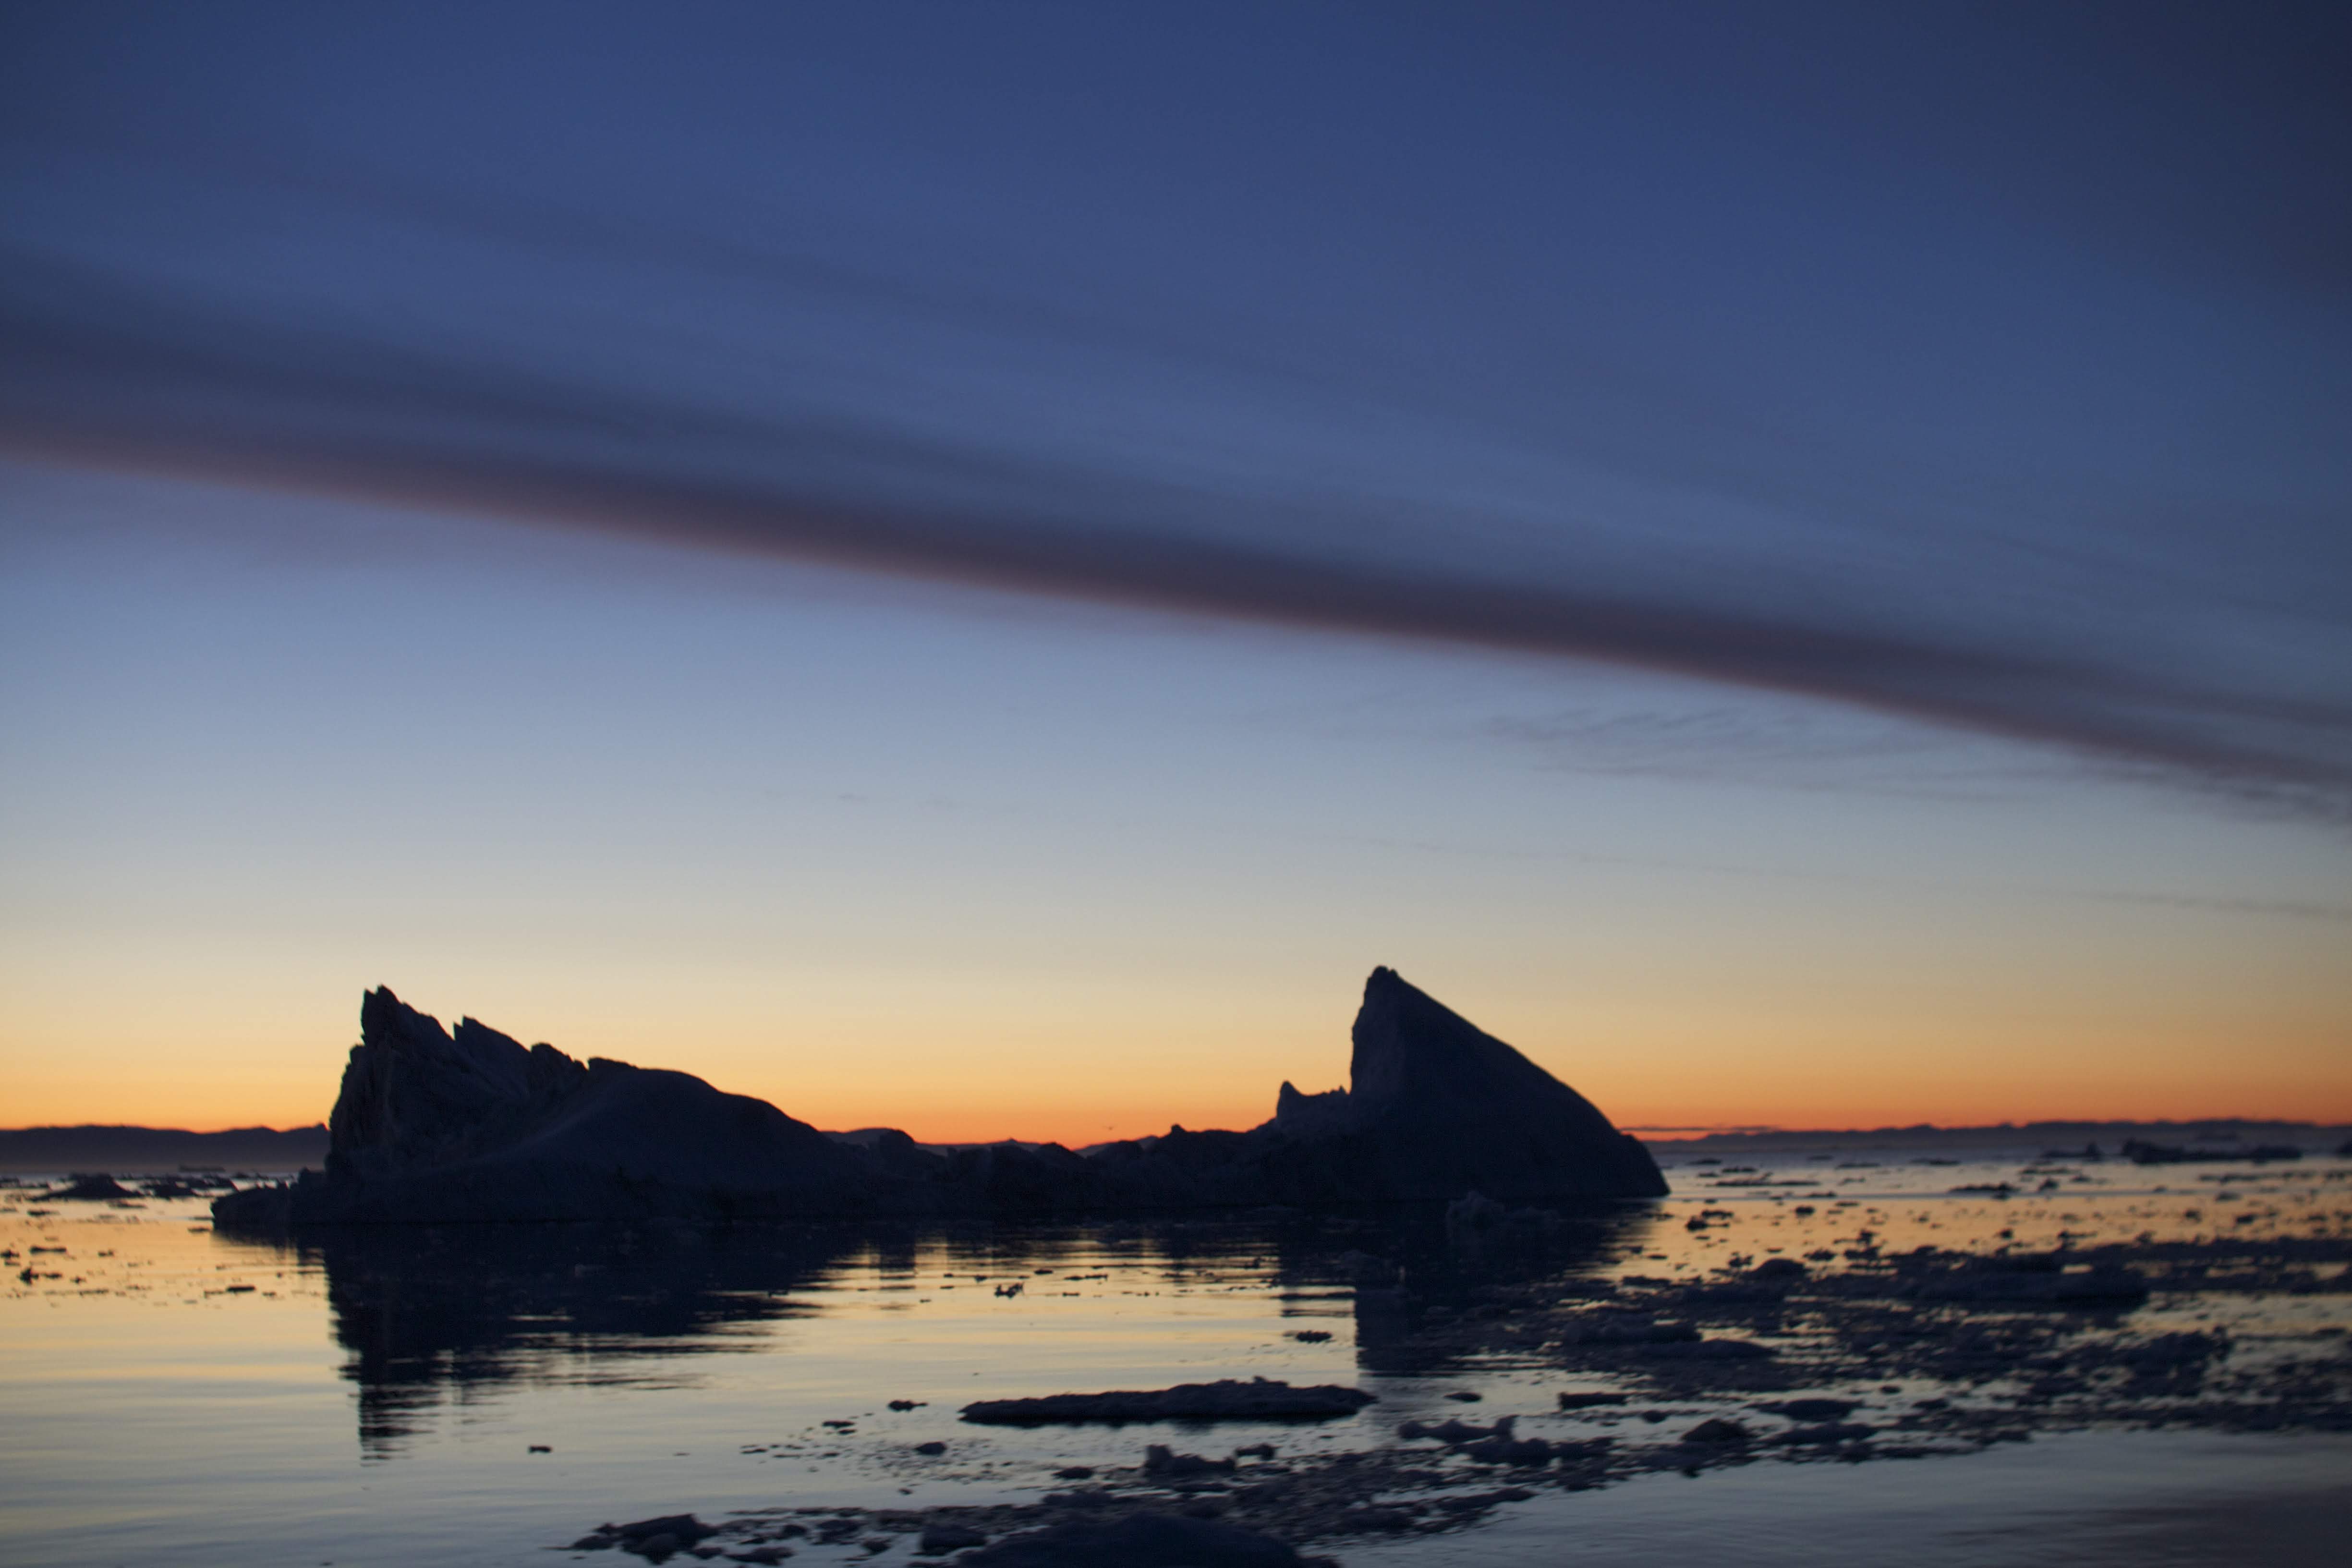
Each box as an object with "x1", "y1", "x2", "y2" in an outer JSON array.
[{"x1": 1, "y1": 3, "x2": 2346, "y2": 1134}]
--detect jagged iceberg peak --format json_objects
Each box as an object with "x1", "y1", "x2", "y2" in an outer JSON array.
[
  {"x1": 1268, "y1": 966, "x2": 1667, "y2": 1198},
  {"x1": 1348, "y1": 965, "x2": 1616, "y2": 1125},
  {"x1": 331, "y1": 987, "x2": 588, "y2": 1179},
  {"x1": 359, "y1": 987, "x2": 538, "y2": 1093}
]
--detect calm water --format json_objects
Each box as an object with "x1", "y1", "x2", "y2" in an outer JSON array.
[{"x1": 4, "y1": 1148, "x2": 2347, "y2": 1566}]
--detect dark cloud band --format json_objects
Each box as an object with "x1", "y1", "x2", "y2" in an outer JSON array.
[{"x1": 5, "y1": 248, "x2": 2346, "y2": 819}]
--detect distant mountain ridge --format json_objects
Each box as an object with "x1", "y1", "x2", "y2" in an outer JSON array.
[
  {"x1": 1649, "y1": 1120, "x2": 2352, "y2": 1155},
  {"x1": 0, "y1": 1124, "x2": 328, "y2": 1173}
]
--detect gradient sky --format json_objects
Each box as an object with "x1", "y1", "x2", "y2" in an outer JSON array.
[{"x1": 3, "y1": 3, "x2": 2348, "y2": 1141}]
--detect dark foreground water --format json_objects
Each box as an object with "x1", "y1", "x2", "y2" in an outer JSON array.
[{"x1": 4, "y1": 1147, "x2": 2348, "y2": 1565}]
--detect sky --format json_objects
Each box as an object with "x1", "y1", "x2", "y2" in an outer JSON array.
[{"x1": 2, "y1": 2, "x2": 2348, "y2": 1141}]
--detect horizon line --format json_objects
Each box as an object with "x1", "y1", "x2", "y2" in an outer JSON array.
[{"x1": 9, "y1": 1114, "x2": 2352, "y2": 1142}]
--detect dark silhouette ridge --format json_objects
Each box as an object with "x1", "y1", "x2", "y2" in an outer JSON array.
[
  {"x1": 212, "y1": 969, "x2": 1665, "y2": 1226},
  {"x1": 0, "y1": 1123, "x2": 328, "y2": 1173}
]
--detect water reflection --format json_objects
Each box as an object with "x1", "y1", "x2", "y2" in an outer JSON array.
[
  {"x1": 284, "y1": 1204, "x2": 1659, "y2": 1456},
  {"x1": 301, "y1": 1223, "x2": 860, "y2": 1456},
  {"x1": 1337, "y1": 1203, "x2": 1661, "y2": 1373}
]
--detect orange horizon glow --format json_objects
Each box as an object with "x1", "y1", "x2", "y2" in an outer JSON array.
[
  {"x1": 47, "y1": 1103, "x2": 2351, "y2": 1143},
  {"x1": 13, "y1": 1076, "x2": 2349, "y2": 1148},
  {"x1": 7, "y1": 893, "x2": 2348, "y2": 1152},
  {"x1": 20, "y1": 1033, "x2": 2351, "y2": 1144}
]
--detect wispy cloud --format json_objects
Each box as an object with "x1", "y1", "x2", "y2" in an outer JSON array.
[{"x1": 3, "y1": 237, "x2": 2347, "y2": 821}]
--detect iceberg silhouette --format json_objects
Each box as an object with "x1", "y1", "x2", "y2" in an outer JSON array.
[{"x1": 215, "y1": 966, "x2": 1665, "y2": 1225}]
